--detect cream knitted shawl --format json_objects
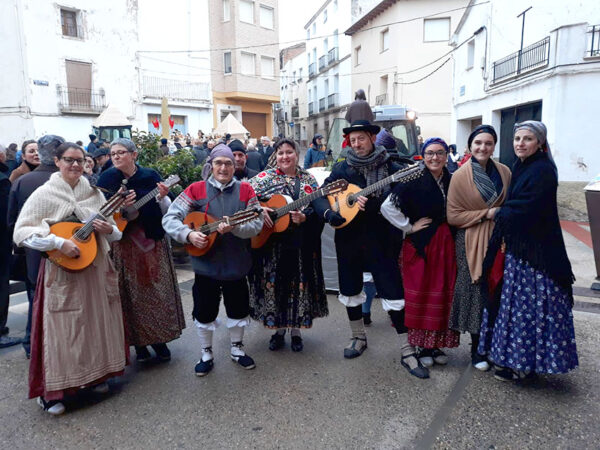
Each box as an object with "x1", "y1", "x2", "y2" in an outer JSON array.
[{"x1": 13, "y1": 172, "x2": 112, "y2": 252}]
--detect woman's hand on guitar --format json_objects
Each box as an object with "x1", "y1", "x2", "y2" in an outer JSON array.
[
  {"x1": 92, "y1": 219, "x2": 114, "y2": 235},
  {"x1": 217, "y1": 220, "x2": 234, "y2": 235},
  {"x1": 290, "y1": 210, "x2": 306, "y2": 224},
  {"x1": 356, "y1": 195, "x2": 368, "y2": 211},
  {"x1": 188, "y1": 231, "x2": 208, "y2": 249},
  {"x1": 120, "y1": 189, "x2": 136, "y2": 207},
  {"x1": 261, "y1": 207, "x2": 274, "y2": 228},
  {"x1": 60, "y1": 239, "x2": 80, "y2": 258},
  {"x1": 156, "y1": 182, "x2": 169, "y2": 200},
  {"x1": 411, "y1": 217, "x2": 432, "y2": 233}
]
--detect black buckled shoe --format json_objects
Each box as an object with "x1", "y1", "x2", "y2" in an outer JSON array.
[
  {"x1": 231, "y1": 342, "x2": 256, "y2": 370},
  {"x1": 151, "y1": 343, "x2": 171, "y2": 362},
  {"x1": 195, "y1": 359, "x2": 214, "y2": 377},
  {"x1": 401, "y1": 353, "x2": 430, "y2": 379},
  {"x1": 135, "y1": 346, "x2": 152, "y2": 363},
  {"x1": 269, "y1": 332, "x2": 285, "y2": 351},
  {"x1": 344, "y1": 336, "x2": 367, "y2": 359},
  {"x1": 291, "y1": 336, "x2": 303, "y2": 352}
]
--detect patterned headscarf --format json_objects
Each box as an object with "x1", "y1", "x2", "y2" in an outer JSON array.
[
  {"x1": 513, "y1": 120, "x2": 549, "y2": 152},
  {"x1": 201, "y1": 143, "x2": 234, "y2": 180},
  {"x1": 421, "y1": 137, "x2": 449, "y2": 156}
]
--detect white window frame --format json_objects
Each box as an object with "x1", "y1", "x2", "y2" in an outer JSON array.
[
  {"x1": 423, "y1": 17, "x2": 450, "y2": 42},
  {"x1": 223, "y1": 0, "x2": 230, "y2": 22},
  {"x1": 223, "y1": 51, "x2": 232, "y2": 74},
  {"x1": 355, "y1": 46, "x2": 362, "y2": 66},
  {"x1": 259, "y1": 4, "x2": 274, "y2": 29},
  {"x1": 380, "y1": 28, "x2": 389, "y2": 53},
  {"x1": 323, "y1": 8, "x2": 327, "y2": 24},
  {"x1": 239, "y1": 0, "x2": 254, "y2": 25},
  {"x1": 260, "y1": 56, "x2": 275, "y2": 79},
  {"x1": 240, "y1": 52, "x2": 256, "y2": 76},
  {"x1": 466, "y1": 39, "x2": 475, "y2": 70}
]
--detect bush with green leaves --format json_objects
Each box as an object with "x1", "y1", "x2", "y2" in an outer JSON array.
[{"x1": 132, "y1": 129, "x2": 204, "y2": 195}]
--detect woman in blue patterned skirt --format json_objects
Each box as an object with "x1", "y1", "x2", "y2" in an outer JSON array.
[{"x1": 479, "y1": 121, "x2": 578, "y2": 381}]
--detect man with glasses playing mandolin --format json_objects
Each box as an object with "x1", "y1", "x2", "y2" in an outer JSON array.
[
  {"x1": 162, "y1": 144, "x2": 264, "y2": 377},
  {"x1": 313, "y1": 120, "x2": 427, "y2": 378}
]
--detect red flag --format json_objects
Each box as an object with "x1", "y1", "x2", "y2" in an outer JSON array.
[
  {"x1": 151, "y1": 118, "x2": 160, "y2": 129},
  {"x1": 169, "y1": 117, "x2": 175, "y2": 129}
]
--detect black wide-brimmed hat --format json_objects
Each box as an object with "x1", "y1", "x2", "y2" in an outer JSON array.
[{"x1": 343, "y1": 120, "x2": 380, "y2": 135}]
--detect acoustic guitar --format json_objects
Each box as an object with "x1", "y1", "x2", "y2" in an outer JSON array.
[
  {"x1": 113, "y1": 174, "x2": 180, "y2": 232},
  {"x1": 46, "y1": 190, "x2": 129, "y2": 271},
  {"x1": 251, "y1": 179, "x2": 348, "y2": 249},
  {"x1": 183, "y1": 207, "x2": 262, "y2": 257},
  {"x1": 327, "y1": 163, "x2": 423, "y2": 229}
]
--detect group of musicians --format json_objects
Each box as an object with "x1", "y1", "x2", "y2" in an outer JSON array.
[{"x1": 12, "y1": 118, "x2": 578, "y2": 415}]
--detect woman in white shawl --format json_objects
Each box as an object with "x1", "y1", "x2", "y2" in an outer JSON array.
[{"x1": 13, "y1": 142, "x2": 132, "y2": 415}]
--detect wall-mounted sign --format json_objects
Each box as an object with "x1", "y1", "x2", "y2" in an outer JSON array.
[{"x1": 33, "y1": 80, "x2": 49, "y2": 86}]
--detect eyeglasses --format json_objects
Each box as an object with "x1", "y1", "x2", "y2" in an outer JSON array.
[
  {"x1": 213, "y1": 160, "x2": 234, "y2": 168},
  {"x1": 110, "y1": 150, "x2": 132, "y2": 158},
  {"x1": 61, "y1": 157, "x2": 85, "y2": 166},
  {"x1": 424, "y1": 150, "x2": 447, "y2": 159}
]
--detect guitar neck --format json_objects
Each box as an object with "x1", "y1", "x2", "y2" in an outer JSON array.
[
  {"x1": 131, "y1": 187, "x2": 159, "y2": 211},
  {"x1": 197, "y1": 210, "x2": 258, "y2": 235},
  {"x1": 355, "y1": 173, "x2": 397, "y2": 198},
  {"x1": 274, "y1": 187, "x2": 327, "y2": 218}
]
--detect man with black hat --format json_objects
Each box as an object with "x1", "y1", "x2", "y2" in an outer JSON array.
[
  {"x1": 92, "y1": 146, "x2": 112, "y2": 175},
  {"x1": 7, "y1": 135, "x2": 65, "y2": 357},
  {"x1": 313, "y1": 120, "x2": 427, "y2": 378},
  {"x1": 229, "y1": 139, "x2": 258, "y2": 181}
]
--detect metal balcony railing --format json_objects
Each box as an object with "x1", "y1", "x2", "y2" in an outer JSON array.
[
  {"x1": 327, "y1": 93, "x2": 338, "y2": 109},
  {"x1": 57, "y1": 86, "x2": 106, "y2": 114},
  {"x1": 308, "y1": 102, "x2": 315, "y2": 115},
  {"x1": 375, "y1": 93, "x2": 387, "y2": 105},
  {"x1": 328, "y1": 47, "x2": 339, "y2": 65},
  {"x1": 308, "y1": 63, "x2": 316, "y2": 78},
  {"x1": 319, "y1": 97, "x2": 326, "y2": 112},
  {"x1": 62, "y1": 24, "x2": 83, "y2": 38},
  {"x1": 492, "y1": 36, "x2": 550, "y2": 83},
  {"x1": 319, "y1": 55, "x2": 327, "y2": 72},
  {"x1": 291, "y1": 106, "x2": 299, "y2": 118},
  {"x1": 587, "y1": 25, "x2": 600, "y2": 57},
  {"x1": 142, "y1": 76, "x2": 210, "y2": 102}
]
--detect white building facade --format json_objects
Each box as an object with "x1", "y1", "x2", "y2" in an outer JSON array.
[
  {"x1": 279, "y1": 43, "x2": 309, "y2": 146},
  {"x1": 304, "y1": 0, "x2": 353, "y2": 140},
  {"x1": 451, "y1": 0, "x2": 600, "y2": 181},
  {"x1": 0, "y1": 0, "x2": 212, "y2": 144}
]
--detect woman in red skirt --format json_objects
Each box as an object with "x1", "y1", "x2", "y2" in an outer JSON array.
[{"x1": 381, "y1": 137, "x2": 459, "y2": 373}]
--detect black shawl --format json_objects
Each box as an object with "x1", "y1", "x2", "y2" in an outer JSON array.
[
  {"x1": 389, "y1": 166, "x2": 451, "y2": 258},
  {"x1": 96, "y1": 165, "x2": 165, "y2": 240},
  {"x1": 486, "y1": 151, "x2": 574, "y2": 289}
]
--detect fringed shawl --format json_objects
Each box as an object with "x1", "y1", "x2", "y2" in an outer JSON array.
[
  {"x1": 13, "y1": 172, "x2": 112, "y2": 253},
  {"x1": 447, "y1": 158, "x2": 511, "y2": 282}
]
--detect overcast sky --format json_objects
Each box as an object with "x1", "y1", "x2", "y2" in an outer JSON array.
[{"x1": 278, "y1": 0, "x2": 325, "y2": 48}]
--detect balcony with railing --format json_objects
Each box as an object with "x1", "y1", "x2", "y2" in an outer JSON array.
[
  {"x1": 375, "y1": 93, "x2": 388, "y2": 105},
  {"x1": 492, "y1": 37, "x2": 550, "y2": 83},
  {"x1": 291, "y1": 105, "x2": 299, "y2": 118},
  {"x1": 308, "y1": 62, "x2": 316, "y2": 78},
  {"x1": 308, "y1": 102, "x2": 315, "y2": 116},
  {"x1": 57, "y1": 86, "x2": 105, "y2": 114},
  {"x1": 142, "y1": 76, "x2": 210, "y2": 103},
  {"x1": 587, "y1": 25, "x2": 600, "y2": 57},
  {"x1": 328, "y1": 47, "x2": 339, "y2": 65},
  {"x1": 319, "y1": 55, "x2": 327, "y2": 72},
  {"x1": 319, "y1": 97, "x2": 326, "y2": 112},
  {"x1": 327, "y1": 93, "x2": 338, "y2": 109}
]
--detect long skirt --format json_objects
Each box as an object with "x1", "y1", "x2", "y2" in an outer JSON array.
[
  {"x1": 448, "y1": 229, "x2": 486, "y2": 334},
  {"x1": 29, "y1": 256, "x2": 126, "y2": 400},
  {"x1": 479, "y1": 252, "x2": 578, "y2": 374},
  {"x1": 112, "y1": 235, "x2": 185, "y2": 347},
  {"x1": 249, "y1": 236, "x2": 328, "y2": 329},
  {"x1": 401, "y1": 223, "x2": 460, "y2": 349}
]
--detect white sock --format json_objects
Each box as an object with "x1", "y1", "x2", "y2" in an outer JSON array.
[
  {"x1": 229, "y1": 327, "x2": 246, "y2": 356},
  {"x1": 399, "y1": 333, "x2": 419, "y2": 370},
  {"x1": 197, "y1": 328, "x2": 213, "y2": 362},
  {"x1": 349, "y1": 319, "x2": 366, "y2": 339}
]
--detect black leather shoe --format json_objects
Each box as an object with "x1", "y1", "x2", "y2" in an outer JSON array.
[
  {"x1": 401, "y1": 353, "x2": 430, "y2": 379},
  {"x1": 269, "y1": 333, "x2": 285, "y2": 351},
  {"x1": 135, "y1": 346, "x2": 152, "y2": 362},
  {"x1": 291, "y1": 336, "x2": 303, "y2": 352},
  {"x1": 151, "y1": 343, "x2": 171, "y2": 362}
]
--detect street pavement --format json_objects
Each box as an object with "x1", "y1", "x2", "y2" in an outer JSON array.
[{"x1": 1, "y1": 225, "x2": 599, "y2": 449}]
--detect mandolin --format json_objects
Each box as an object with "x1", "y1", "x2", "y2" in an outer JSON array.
[
  {"x1": 46, "y1": 190, "x2": 129, "y2": 271},
  {"x1": 251, "y1": 179, "x2": 348, "y2": 249},
  {"x1": 327, "y1": 163, "x2": 423, "y2": 229},
  {"x1": 183, "y1": 207, "x2": 263, "y2": 256},
  {"x1": 113, "y1": 174, "x2": 180, "y2": 231}
]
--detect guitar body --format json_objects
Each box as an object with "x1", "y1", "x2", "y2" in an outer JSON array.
[
  {"x1": 251, "y1": 194, "x2": 291, "y2": 249},
  {"x1": 327, "y1": 183, "x2": 362, "y2": 229},
  {"x1": 47, "y1": 222, "x2": 98, "y2": 271},
  {"x1": 183, "y1": 211, "x2": 218, "y2": 257},
  {"x1": 113, "y1": 211, "x2": 127, "y2": 232}
]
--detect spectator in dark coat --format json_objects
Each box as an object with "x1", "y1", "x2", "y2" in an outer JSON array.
[
  {"x1": 159, "y1": 138, "x2": 170, "y2": 156},
  {"x1": 230, "y1": 139, "x2": 258, "y2": 181},
  {"x1": 87, "y1": 134, "x2": 98, "y2": 154},
  {"x1": 345, "y1": 89, "x2": 374, "y2": 124},
  {"x1": 192, "y1": 139, "x2": 209, "y2": 165},
  {"x1": 7, "y1": 134, "x2": 65, "y2": 357},
  {"x1": 245, "y1": 143, "x2": 263, "y2": 172}
]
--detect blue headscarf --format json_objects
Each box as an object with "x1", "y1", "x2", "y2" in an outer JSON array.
[{"x1": 420, "y1": 137, "x2": 449, "y2": 156}]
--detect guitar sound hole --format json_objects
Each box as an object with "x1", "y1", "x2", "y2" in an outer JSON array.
[{"x1": 347, "y1": 196, "x2": 355, "y2": 207}]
